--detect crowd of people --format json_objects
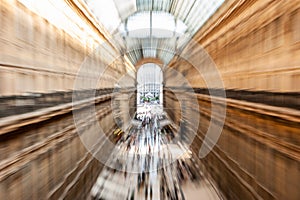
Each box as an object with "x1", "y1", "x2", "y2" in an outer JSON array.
[{"x1": 91, "y1": 111, "x2": 203, "y2": 200}]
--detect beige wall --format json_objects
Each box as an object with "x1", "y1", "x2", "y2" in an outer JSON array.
[
  {"x1": 169, "y1": 0, "x2": 300, "y2": 92},
  {"x1": 164, "y1": 1, "x2": 300, "y2": 199},
  {"x1": 0, "y1": 0, "x2": 132, "y2": 96},
  {"x1": 0, "y1": 96, "x2": 115, "y2": 199},
  {"x1": 164, "y1": 89, "x2": 300, "y2": 199}
]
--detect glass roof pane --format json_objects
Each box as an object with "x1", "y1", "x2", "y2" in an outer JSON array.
[
  {"x1": 136, "y1": 0, "x2": 152, "y2": 11},
  {"x1": 151, "y1": 0, "x2": 172, "y2": 11},
  {"x1": 142, "y1": 39, "x2": 158, "y2": 58},
  {"x1": 173, "y1": 0, "x2": 195, "y2": 21},
  {"x1": 113, "y1": 0, "x2": 136, "y2": 20},
  {"x1": 161, "y1": 0, "x2": 172, "y2": 12},
  {"x1": 123, "y1": 11, "x2": 186, "y2": 38},
  {"x1": 127, "y1": 12, "x2": 150, "y2": 38},
  {"x1": 169, "y1": 0, "x2": 179, "y2": 14},
  {"x1": 187, "y1": 0, "x2": 225, "y2": 34},
  {"x1": 175, "y1": 20, "x2": 188, "y2": 35},
  {"x1": 152, "y1": 12, "x2": 175, "y2": 38},
  {"x1": 152, "y1": 12, "x2": 175, "y2": 31},
  {"x1": 143, "y1": 48, "x2": 157, "y2": 58},
  {"x1": 84, "y1": 0, "x2": 121, "y2": 33}
]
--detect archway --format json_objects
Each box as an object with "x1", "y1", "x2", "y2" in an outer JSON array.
[{"x1": 136, "y1": 63, "x2": 163, "y2": 117}]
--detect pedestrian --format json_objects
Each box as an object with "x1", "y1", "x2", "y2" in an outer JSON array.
[
  {"x1": 150, "y1": 184, "x2": 153, "y2": 200},
  {"x1": 130, "y1": 190, "x2": 134, "y2": 200},
  {"x1": 145, "y1": 184, "x2": 148, "y2": 199}
]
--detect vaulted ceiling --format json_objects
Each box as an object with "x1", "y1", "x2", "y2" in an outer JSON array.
[{"x1": 83, "y1": 0, "x2": 225, "y2": 66}]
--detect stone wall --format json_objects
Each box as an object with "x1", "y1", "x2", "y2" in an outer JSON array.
[
  {"x1": 0, "y1": 0, "x2": 133, "y2": 96},
  {"x1": 164, "y1": 1, "x2": 300, "y2": 199},
  {"x1": 164, "y1": 89, "x2": 300, "y2": 199},
  {"x1": 0, "y1": 93, "x2": 116, "y2": 199},
  {"x1": 169, "y1": 0, "x2": 300, "y2": 92},
  {"x1": 0, "y1": 1, "x2": 135, "y2": 198}
]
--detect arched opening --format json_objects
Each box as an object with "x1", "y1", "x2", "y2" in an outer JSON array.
[{"x1": 136, "y1": 63, "x2": 163, "y2": 119}]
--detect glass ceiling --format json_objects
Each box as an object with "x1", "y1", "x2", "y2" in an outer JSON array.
[
  {"x1": 119, "y1": 11, "x2": 187, "y2": 38},
  {"x1": 21, "y1": 0, "x2": 226, "y2": 67},
  {"x1": 84, "y1": 0, "x2": 225, "y2": 36}
]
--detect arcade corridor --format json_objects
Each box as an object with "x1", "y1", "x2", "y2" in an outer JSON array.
[{"x1": 0, "y1": 0, "x2": 299, "y2": 199}]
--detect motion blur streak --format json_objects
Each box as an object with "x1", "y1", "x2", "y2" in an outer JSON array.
[{"x1": 0, "y1": 0, "x2": 299, "y2": 200}]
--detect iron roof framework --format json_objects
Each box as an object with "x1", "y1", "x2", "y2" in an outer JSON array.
[{"x1": 83, "y1": 0, "x2": 225, "y2": 66}]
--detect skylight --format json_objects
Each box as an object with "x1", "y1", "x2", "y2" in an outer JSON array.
[{"x1": 122, "y1": 11, "x2": 187, "y2": 38}]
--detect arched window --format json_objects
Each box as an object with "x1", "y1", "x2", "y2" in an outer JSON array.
[{"x1": 136, "y1": 63, "x2": 163, "y2": 108}]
